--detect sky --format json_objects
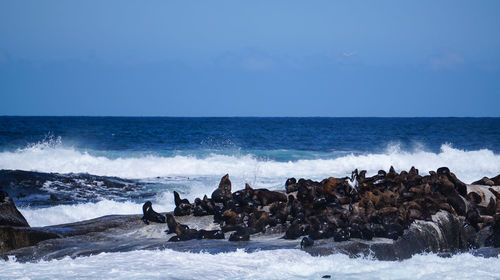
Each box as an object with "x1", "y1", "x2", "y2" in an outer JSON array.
[{"x1": 0, "y1": 0, "x2": 499, "y2": 117}]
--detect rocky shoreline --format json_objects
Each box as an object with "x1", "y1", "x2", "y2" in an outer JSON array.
[{"x1": 1, "y1": 168, "x2": 500, "y2": 262}]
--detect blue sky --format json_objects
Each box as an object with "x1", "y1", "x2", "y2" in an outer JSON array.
[{"x1": 1, "y1": 0, "x2": 499, "y2": 116}]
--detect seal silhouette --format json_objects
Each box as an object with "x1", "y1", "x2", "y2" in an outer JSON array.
[{"x1": 141, "y1": 201, "x2": 166, "y2": 224}]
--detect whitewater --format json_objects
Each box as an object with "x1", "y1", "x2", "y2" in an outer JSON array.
[
  {"x1": 2, "y1": 249, "x2": 500, "y2": 280},
  {"x1": 1, "y1": 140, "x2": 499, "y2": 182}
]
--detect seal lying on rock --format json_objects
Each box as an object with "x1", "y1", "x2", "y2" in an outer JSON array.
[
  {"x1": 472, "y1": 175, "x2": 500, "y2": 186},
  {"x1": 165, "y1": 214, "x2": 224, "y2": 241},
  {"x1": 141, "y1": 201, "x2": 166, "y2": 224},
  {"x1": 228, "y1": 227, "x2": 250, "y2": 242}
]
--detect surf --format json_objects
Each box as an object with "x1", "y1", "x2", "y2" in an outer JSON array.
[
  {"x1": 1, "y1": 249, "x2": 499, "y2": 280},
  {"x1": 1, "y1": 138, "x2": 499, "y2": 183}
]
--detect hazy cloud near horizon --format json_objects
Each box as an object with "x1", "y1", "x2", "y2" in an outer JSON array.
[{"x1": 1, "y1": 0, "x2": 499, "y2": 116}]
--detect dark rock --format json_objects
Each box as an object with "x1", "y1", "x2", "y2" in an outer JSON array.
[
  {"x1": 303, "y1": 211, "x2": 474, "y2": 260},
  {"x1": 0, "y1": 191, "x2": 60, "y2": 254},
  {"x1": 493, "y1": 215, "x2": 500, "y2": 247},
  {"x1": 473, "y1": 225, "x2": 492, "y2": 248},
  {"x1": 385, "y1": 223, "x2": 403, "y2": 240},
  {"x1": 0, "y1": 170, "x2": 139, "y2": 206},
  {"x1": 0, "y1": 226, "x2": 60, "y2": 253},
  {"x1": 0, "y1": 191, "x2": 29, "y2": 227}
]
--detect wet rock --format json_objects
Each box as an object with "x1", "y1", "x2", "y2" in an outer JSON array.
[
  {"x1": 493, "y1": 215, "x2": 500, "y2": 247},
  {"x1": 0, "y1": 226, "x2": 60, "y2": 254},
  {"x1": 0, "y1": 170, "x2": 139, "y2": 206},
  {"x1": 0, "y1": 191, "x2": 60, "y2": 254},
  {"x1": 0, "y1": 190, "x2": 29, "y2": 227}
]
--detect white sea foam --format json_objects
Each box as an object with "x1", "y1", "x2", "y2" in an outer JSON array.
[
  {"x1": 0, "y1": 140, "x2": 499, "y2": 183},
  {"x1": 19, "y1": 199, "x2": 174, "y2": 227},
  {"x1": 1, "y1": 249, "x2": 500, "y2": 280}
]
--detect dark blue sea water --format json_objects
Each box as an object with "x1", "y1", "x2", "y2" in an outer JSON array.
[
  {"x1": 2, "y1": 117, "x2": 500, "y2": 157},
  {"x1": 0, "y1": 116, "x2": 500, "y2": 226}
]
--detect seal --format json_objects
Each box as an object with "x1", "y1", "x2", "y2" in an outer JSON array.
[
  {"x1": 173, "y1": 191, "x2": 193, "y2": 216},
  {"x1": 165, "y1": 214, "x2": 225, "y2": 241},
  {"x1": 252, "y1": 188, "x2": 287, "y2": 206},
  {"x1": 228, "y1": 227, "x2": 250, "y2": 242},
  {"x1": 165, "y1": 214, "x2": 198, "y2": 241},
  {"x1": 211, "y1": 174, "x2": 232, "y2": 203},
  {"x1": 301, "y1": 236, "x2": 314, "y2": 248},
  {"x1": 198, "y1": 229, "x2": 225, "y2": 240},
  {"x1": 141, "y1": 201, "x2": 166, "y2": 224},
  {"x1": 165, "y1": 213, "x2": 185, "y2": 235}
]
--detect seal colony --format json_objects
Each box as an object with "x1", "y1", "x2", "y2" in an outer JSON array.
[
  {"x1": 2, "y1": 167, "x2": 500, "y2": 261},
  {"x1": 142, "y1": 167, "x2": 500, "y2": 249}
]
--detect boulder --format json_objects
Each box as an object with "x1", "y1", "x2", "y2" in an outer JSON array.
[
  {"x1": 303, "y1": 211, "x2": 471, "y2": 260},
  {"x1": 0, "y1": 226, "x2": 60, "y2": 254},
  {"x1": 0, "y1": 190, "x2": 29, "y2": 227},
  {"x1": 0, "y1": 190, "x2": 61, "y2": 254}
]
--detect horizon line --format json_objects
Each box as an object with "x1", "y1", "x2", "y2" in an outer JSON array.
[{"x1": 1, "y1": 115, "x2": 499, "y2": 118}]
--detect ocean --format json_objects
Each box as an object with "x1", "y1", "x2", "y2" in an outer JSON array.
[{"x1": 1, "y1": 116, "x2": 500, "y2": 279}]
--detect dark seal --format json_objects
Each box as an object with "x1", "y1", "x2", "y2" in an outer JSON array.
[{"x1": 141, "y1": 201, "x2": 166, "y2": 224}]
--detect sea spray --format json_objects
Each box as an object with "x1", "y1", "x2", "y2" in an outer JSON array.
[
  {"x1": 1, "y1": 249, "x2": 500, "y2": 280},
  {"x1": 1, "y1": 142, "x2": 499, "y2": 183}
]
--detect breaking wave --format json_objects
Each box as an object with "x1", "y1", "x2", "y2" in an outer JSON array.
[{"x1": 0, "y1": 138, "x2": 499, "y2": 183}]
